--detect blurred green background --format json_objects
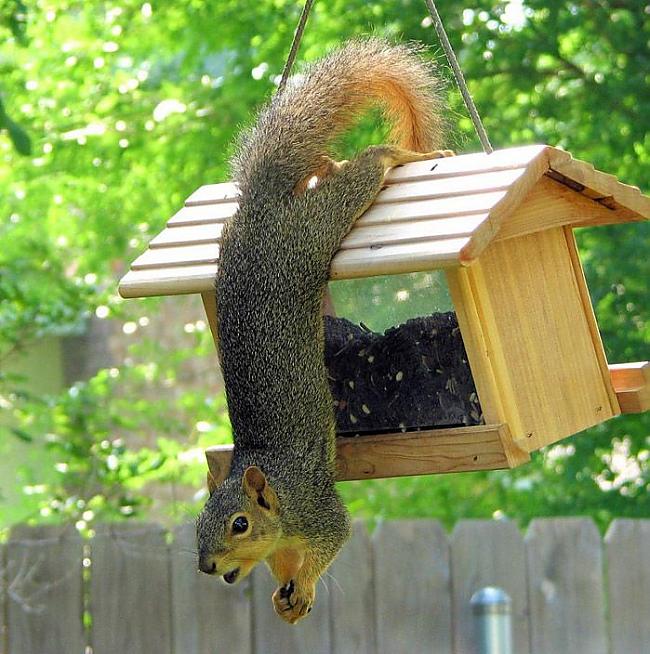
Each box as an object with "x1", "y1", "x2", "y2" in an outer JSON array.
[{"x1": 1, "y1": 0, "x2": 648, "y2": 534}]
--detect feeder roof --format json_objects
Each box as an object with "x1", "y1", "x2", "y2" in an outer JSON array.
[{"x1": 119, "y1": 144, "x2": 649, "y2": 299}]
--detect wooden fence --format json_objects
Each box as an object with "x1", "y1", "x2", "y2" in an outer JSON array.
[{"x1": 1, "y1": 518, "x2": 649, "y2": 654}]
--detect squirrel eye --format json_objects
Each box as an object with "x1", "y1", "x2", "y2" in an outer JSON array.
[{"x1": 232, "y1": 516, "x2": 249, "y2": 534}]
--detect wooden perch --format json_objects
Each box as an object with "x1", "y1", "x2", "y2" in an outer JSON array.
[
  {"x1": 206, "y1": 423, "x2": 528, "y2": 484},
  {"x1": 610, "y1": 362, "x2": 650, "y2": 414}
]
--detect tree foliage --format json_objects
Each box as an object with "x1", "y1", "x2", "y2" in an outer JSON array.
[{"x1": 1, "y1": 0, "x2": 648, "y2": 530}]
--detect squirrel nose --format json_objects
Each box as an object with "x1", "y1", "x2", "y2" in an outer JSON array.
[{"x1": 198, "y1": 555, "x2": 217, "y2": 575}]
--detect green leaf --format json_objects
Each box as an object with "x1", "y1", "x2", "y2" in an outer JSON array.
[{"x1": 10, "y1": 427, "x2": 33, "y2": 442}]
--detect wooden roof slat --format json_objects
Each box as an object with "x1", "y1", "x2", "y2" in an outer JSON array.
[
  {"x1": 330, "y1": 237, "x2": 469, "y2": 279},
  {"x1": 185, "y1": 182, "x2": 239, "y2": 206},
  {"x1": 150, "y1": 223, "x2": 224, "y2": 248},
  {"x1": 134, "y1": 236, "x2": 468, "y2": 276},
  {"x1": 357, "y1": 191, "x2": 507, "y2": 226},
  {"x1": 131, "y1": 243, "x2": 220, "y2": 270},
  {"x1": 167, "y1": 202, "x2": 239, "y2": 227},
  {"x1": 119, "y1": 264, "x2": 219, "y2": 297},
  {"x1": 384, "y1": 144, "x2": 548, "y2": 184},
  {"x1": 150, "y1": 213, "x2": 488, "y2": 252},
  {"x1": 375, "y1": 168, "x2": 527, "y2": 204}
]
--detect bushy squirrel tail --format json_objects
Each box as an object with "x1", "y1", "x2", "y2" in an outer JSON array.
[{"x1": 231, "y1": 38, "x2": 446, "y2": 195}]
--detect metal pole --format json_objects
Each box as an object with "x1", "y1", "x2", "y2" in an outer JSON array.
[{"x1": 470, "y1": 587, "x2": 513, "y2": 654}]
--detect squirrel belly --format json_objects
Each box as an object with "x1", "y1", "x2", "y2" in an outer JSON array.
[{"x1": 196, "y1": 37, "x2": 449, "y2": 624}]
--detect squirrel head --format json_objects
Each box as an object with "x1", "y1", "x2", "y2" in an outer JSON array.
[{"x1": 196, "y1": 465, "x2": 282, "y2": 584}]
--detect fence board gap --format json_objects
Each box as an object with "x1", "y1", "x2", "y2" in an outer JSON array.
[
  {"x1": 373, "y1": 520, "x2": 452, "y2": 654},
  {"x1": 525, "y1": 518, "x2": 607, "y2": 654},
  {"x1": 90, "y1": 523, "x2": 172, "y2": 654},
  {"x1": 251, "y1": 561, "x2": 331, "y2": 653},
  {"x1": 6, "y1": 524, "x2": 85, "y2": 654},
  {"x1": 450, "y1": 519, "x2": 530, "y2": 654},
  {"x1": 170, "y1": 522, "x2": 252, "y2": 654},
  {"x1": 329, "y1": 520, "x2": 375, "y2": 654},
  {"x1": 605, "y1": 518, "x2": 650, "y2": 654}
]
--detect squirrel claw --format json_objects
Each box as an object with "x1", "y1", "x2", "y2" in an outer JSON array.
[
  {"x1": 272, "y1": 580, "x2": 314, "y2": 624},
  {"x1": 279, "y1": 579, "x2": 295, "y2": 599}
]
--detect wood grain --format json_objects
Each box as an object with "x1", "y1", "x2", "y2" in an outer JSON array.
[
  {"x1": 548, "y1": 148, "x2": 650, "y2": 221},
  {"x1": 564, "y1": 227, "x2": 620, "y2": 415},
  {"x1": 151, "y1": 222, "x2": 224, "y2": 247},
  {"x1": 605, "y1": 519, "x2": 650, "y2": 654},
  {"x1": 446, "y1": 266, "x2": 519, "y2": 438},
  {"x1": 384, "y1": 144, "x2": 550, "y2": 184},
  {"x1": 374, "y1": 168, "x2": 526, "y2": 204},
  {"x1": 610, "y1": 361, "x2": 650, "y2": 390},
  {"x1": 329, "y1": 236, "x2": 468, "y2": 279},
  {"x1": 119, "y1": 264, "x2": 219, "y2": 297},
  {"x1": 170, "y1": 523, "x2": 251, "y2": 654},
  {"x1": 167, "y1": 202, "x2": 239, "y2": 226},
  {"x1": 472, "y1": 228, "x2": 616, "y2": 451},
  {"x1": 373, "y1": 520, "x2": 452, "y2": 654},
  {"x1": 90, "y1": 523, "x2": 172, "y2": 654},
  {"x1": 205, "y1": 424, "x2": 525, "y2": 484},
  {"x1": 329, "y1": 522, "x2": 375, "y2": 654},
  {"x1": 201, "y1": 291, "x2": 219, "y2": 350},
  {"x1": 494, "y1": 175, "x2": 618, "y2": 241},
  {"x1": 525, "y1": 518, "x2": 607, "y2": 654},
  {"x1": 450, "y1": 520, "x2": 530, "y2": 654},
  {"x1": 357, "y1": 190, "x2": 506, "y2": 226},
  {"x1": 185, "y1": 181, "x2": 239, "y2": 206},
  {"x1": 131, "y1": 242, "x2": 220, "y2": 270},
  {"x1": 610, "y1": 361, "x2": 650, "y2": 413},
  {"x1": 6, "y1": 525, "x2": 85, "y2": 654}
]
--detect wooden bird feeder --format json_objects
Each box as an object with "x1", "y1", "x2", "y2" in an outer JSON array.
[{"x1": 119, "y1": 145, "x2": 650, "y2": 481}]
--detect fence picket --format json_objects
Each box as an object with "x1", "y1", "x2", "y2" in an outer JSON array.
[
  {"x1": 90, "y1": 523, "x2": 172, "y2": 654},
  {"x1": 525, "y1": 518, "x2": 607, "y2": 654},
  {"x1": 450, "y1": 520, "x2": 530, "y2": 654},
  {"x1": 605, "y1": 519, "x2": 650, "y2": 654},
  {"x1": 330, "y1": 521, "x2": 375, "y2": 654},
  {"x1": 170, "y1": 523, "x2": 252, "y2": 654},
  {"x1": 6, "y1": 525, "x2": 85, "y2": 654},
  {"x1": 252, "y1": 562, "x2": 331, "y2": 653},
  {"x1": 373, "y1": 520, "x2": 452, "y2": 654}
]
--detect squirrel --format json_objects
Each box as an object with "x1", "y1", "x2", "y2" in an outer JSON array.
[{"x1": 196, "y1": 37, "x2": 451, "y2": 624}]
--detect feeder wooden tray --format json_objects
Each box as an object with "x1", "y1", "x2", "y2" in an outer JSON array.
[{"x1": 119, "y1": 145, "x2": 650, "y2": 480}]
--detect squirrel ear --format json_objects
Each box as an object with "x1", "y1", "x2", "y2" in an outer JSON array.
[
  {"x1": 242, "y1": 466, "x2": 278, "y2": 513},
  {"x1": 243, "y1": 466, "x2": 266, "y2": 493}
]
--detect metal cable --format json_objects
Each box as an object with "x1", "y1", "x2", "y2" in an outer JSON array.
[
  {"x1": 277, "y1": 0, "x2": 316, "y2": 95},
  {"x1": 423, "y1": 0, "x2": 493, "y2": 153}
]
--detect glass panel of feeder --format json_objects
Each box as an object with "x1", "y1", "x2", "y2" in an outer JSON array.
[{"x1": 326, "y1": 271, "x2": 483, "y2": 435}]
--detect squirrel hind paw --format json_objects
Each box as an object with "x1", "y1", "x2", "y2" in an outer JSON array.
[{"x1": 272, "y1": 580, "x2": 314, "y2": 624}]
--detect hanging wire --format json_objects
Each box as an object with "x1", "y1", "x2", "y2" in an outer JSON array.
[
  {"x1": 422, "y1": 0, "x2": 493, "y2": 153},
  {"x1": 277, "y1": 0, "x2": 317, "y2": 95}
]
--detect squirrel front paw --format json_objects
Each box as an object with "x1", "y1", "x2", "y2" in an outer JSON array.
[{"x1": 272, "y1": 579, "x2": 314, "y2": 624}]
